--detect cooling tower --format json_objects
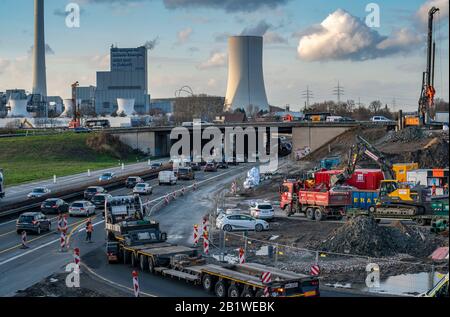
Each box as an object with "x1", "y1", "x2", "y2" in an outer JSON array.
[
  {"x1": 7, "y1": 99, "x2": 29, "y2": 117},
  {"x1": 32, "y1": 0, "x2": 47, "y2": 97},
  {"x1": 60, "y1": 99, "x2": 74, "y2": 117},
  {"x1": 224, "y1": 36, "x2": 269, "y2": 113},
  {"x1": 117, "y1": 98, "x2": 136, "y2": 116}
]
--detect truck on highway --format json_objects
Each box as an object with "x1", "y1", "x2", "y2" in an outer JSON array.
[
  {"x1": 0, "y1": 168, "x2": 4, "y2": 200},
  {"x1": 105, "y1": 195, "x2": 320, "y2": 297}
]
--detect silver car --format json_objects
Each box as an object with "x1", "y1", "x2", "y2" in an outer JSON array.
[{"x1": 69, "y1": 201, "x2": 96, "y2": 217}]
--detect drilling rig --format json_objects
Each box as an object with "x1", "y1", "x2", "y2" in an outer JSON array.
[
  {"x1": 418, "y1": 6, "x2": 440, "y2": 126},
  {"x1": 68, "y1": 81, "x2": 81, "y2": 129}
]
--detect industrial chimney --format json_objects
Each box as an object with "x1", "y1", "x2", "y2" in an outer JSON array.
[
  {"x1": 224, "y1": 36, "x2": 269, "y2": 114},
  {"x1": 32, "y1": 0, "x2": 47, "y2": 97}
]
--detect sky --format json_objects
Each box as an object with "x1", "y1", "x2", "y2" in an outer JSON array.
[{"x1": 0, "y1": 0, "x2": 448, "y2": 112}]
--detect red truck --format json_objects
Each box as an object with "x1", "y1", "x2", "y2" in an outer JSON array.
[{"x1": 280, "y1": 180, "x2": 351, "y2": 221}]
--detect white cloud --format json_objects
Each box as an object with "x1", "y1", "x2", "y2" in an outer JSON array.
[
  {"x1": 176, "y1": 27, "x2": 193, "y2": 45},
  {"x1": 264, "y1": 31, "x2": 288, "y2": 44},
  {"x1": 198, "y1": 52, "x2": 227, "y2": 69},
  {"x1": 297, "y1": 9, "x2": 422, "y2": 61}
]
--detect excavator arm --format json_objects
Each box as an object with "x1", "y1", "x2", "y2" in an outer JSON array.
[{"x1": 330, "y1": 135, "x2": 395, "y2": 187}]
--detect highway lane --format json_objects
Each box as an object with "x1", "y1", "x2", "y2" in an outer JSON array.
[
  {"x1": 0, "y1": 159, "x2": 168, "y2": 208},
  {"x1": 0, "y1": 164, "x2": 250, "y2": 296}
]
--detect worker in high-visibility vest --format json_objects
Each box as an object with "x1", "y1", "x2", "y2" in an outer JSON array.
[
  {"x1": 431, "y1": 184, "x2": 437, "y2": 196},
  {"x1": 85, "y1": 220, "x2": 93, "y2": 243}
]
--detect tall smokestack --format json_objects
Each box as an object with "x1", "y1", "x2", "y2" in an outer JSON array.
[{"x1": 32, "y1": 0, "x2": 47, "y2": 97}]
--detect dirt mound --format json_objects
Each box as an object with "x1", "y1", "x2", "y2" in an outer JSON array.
[
  {"x1": 318, "y1": 216, "x2": 442, "y2": 258},
  {"x1": 383, "y1": 127, "x2": 424, "y2": 143},
  {"x1": 86, "y1": 132, "x2": 140, "y2": 159}
]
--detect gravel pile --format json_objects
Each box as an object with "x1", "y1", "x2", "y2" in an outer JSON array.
[
  {"x1": 383, "y1": 127, "x2": 425, "y2": 143},
  {"x1": 318, "y1": 216, "x2": 441, "y2": 258}
]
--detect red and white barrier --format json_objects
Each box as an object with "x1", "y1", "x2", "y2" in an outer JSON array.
[
  {"x1": 203, "y1": 231, "x2": 209, "y2": 255},
  {"x1": 261, "y1": 271, "x2": 272, "y2": 297},
  {"x1": 202, "y1": 217, "x2": 209, "y2": 238},
  {"x1": 21, "y1": 231, "x2": 27, "y2": 249},
  {"x1": 132, "y1": 270, "x2": 140, "y2": 297},
  {"x1": 164, "y1": 195, "x2": 170, "y2": 205},
  {"x1": 193, "y1": 224, "x2": 199, "y2": 247},
  {"x1": 239, "y1": 248, "x2": 245, "y2": 264},
  {"x1": 74, "y1": 248, "x2": 80, "y2": 266},
  {"x1": 310, "y1": 264, "x2": 320, "y2": 276},
  {"x1": 60, "y1": 231, "x2": 66, "y2": 252},
  {"x1": 193, "y1": 181, "x2": 197, "y2": 191}
]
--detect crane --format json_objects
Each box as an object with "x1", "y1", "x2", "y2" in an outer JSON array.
[
  {"x1": 418, "y1": 6, "x2": 440, "y2": 126},
  {"x1": 68, "y1": 81, "x2": 81, "y2": 129}
]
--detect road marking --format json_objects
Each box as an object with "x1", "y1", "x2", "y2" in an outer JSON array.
[{"x1": 80, "y1": 263, "x2": 156, "y2": 297}]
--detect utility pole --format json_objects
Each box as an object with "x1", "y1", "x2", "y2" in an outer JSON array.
[
  {"x1": 301, "y1": 86, "x2": 314, "y2": 108},
  {"x1": 333, "y1": 81, "x2": 344, "y2": 105}
]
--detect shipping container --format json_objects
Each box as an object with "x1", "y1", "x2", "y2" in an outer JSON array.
[
  {"x1": 314, "y1": 169, "x2": 342, "y2": 187},
  {"x1": 349, "y1": 190, "x2": 379, "y2": 210},
  {"x1": 346, "y1": 169, "x2": 384, "y2": 190},
  {"x1": 320, "y1": 156, "x2": 341, "y2": 170},
  {"x1": 392, "y1": 163, "x2": 419, "y2": 182}
]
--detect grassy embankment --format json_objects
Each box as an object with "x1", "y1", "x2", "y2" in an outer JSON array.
[{"x1": 0, "y1": 132, "x2": 145, "y2": 186}]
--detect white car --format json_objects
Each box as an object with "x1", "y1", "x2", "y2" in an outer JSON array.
[
  {"x1": 27, "y1": 187, "x2": 51, "y2": 199},
  {"x1": 216, "y1": 214, "x2": 269, "y2": 232},
  {"x1": 370, "y1": 116, "x2": 394, "y2": 122},
  {"x1": 133, "y1": 183, "x2": 153, "y2": 195},
  {"x1": 69, "y1": 201, "x2": 96, "y2": 217},
  {"x1": 249, "y1": 202, "x2": 275, "y2": 220}
]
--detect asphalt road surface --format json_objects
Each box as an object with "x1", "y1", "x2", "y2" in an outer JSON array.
[{"x1": 0, "y1": 160, "x2": 166, "y2": 208}]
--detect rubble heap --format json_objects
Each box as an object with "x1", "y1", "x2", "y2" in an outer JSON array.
[{"x1": 318, "y1": 216, "x2": 442, "y2": 258}]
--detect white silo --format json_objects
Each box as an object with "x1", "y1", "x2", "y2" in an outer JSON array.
[
  {"x1": 117, "y1": 98, "x2": 135, "y2": 116},
  {"x1": 7, "y1": 99, "x2": 29, "y2": 117},
  {"x1": 60, "y1": 99, "x2": 74, "y2": 117},
  {"x1": 224, "y1": 36, "x2": 269, "y2": 113}
]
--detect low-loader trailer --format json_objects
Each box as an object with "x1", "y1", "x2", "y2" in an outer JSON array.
[{"x1": 105, "y1": 195, "x2": 319, "y2": 297}]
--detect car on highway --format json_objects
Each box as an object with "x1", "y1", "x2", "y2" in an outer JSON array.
[
  {"x1": 74, "y1": 127, "x2": 92, "y2": 133},
  {"x1": 370, "y1": 116, "x2": 394, "y2": 123},
  {"x1": 125, "y1": 176, "x2": 143, "y2": 188},
  {"x1": 177, "y1": 167, "x2": 195, "y2": 180},
  {"x1": 133, "y1": 183, "x2": 153, "y2": 195},
  {"x1": 249, "y1": 201, "x2": 275, "y2": 220},
  {"x1": 217, "y1": 161, "x2": 229, "y2": 169},
  {"x1": 215, "y1": 214, "x2": 269, "y2": 232},
  {"x1": 16, "y1": 212, "x2": 51, "y2": 235},
  {"x1": 339, "y1": 116, "x2": 356, "y2": 122},
  {"x1": 69, "y1": 201, "x2": 96, "y2": 217},
  {"x1": 150, "y1": 162, "x2": 163, "y2": 170},
  {"x1": 99, "y1": 172, "x2": 115, "y2": 182},
  {"x1": 40, "y1": 198, "x2": 69, "y2": 214},
  {"x1": 27, "y1": 187, "x2": 51, "y2": 199},
  {"x1": 91, "y1": 193, "x2": 112, "y2": 208},
  {"x1": 190, "y1": 162, "x2": 202, "y2": 171},
  {"x1": 204, "y1": 162, "x2": 217, "y2": 172},
  {"x1": 84, "y1": 186, "x2": 106, "y2": 200},
  {"x1": 158, "y1": 171, "x2": 177, "y2": 185}
]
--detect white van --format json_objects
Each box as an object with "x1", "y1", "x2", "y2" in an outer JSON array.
[
  {"x1": 158, "y1": 171, "x2": 177, "y2": 185},
  {"x1": 326, "y1": 116, "x2": 343, "y2": 122}
]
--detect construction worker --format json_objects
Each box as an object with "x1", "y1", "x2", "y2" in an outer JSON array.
[
  {"x1": 431, "y1": 184, "x2": 437, "y2": 196},
  {"x1": 444, "y1": 183, "x2": 449, "y2": 195},
  {"x1": 85, "y1": 219, "x2": 93, "y2": 243}
]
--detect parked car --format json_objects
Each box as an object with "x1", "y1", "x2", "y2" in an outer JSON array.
[
  {"x1": 99, "y1": 172, "x2": 115, "y2": 182},
  {"x1": 16, "y1": 212, "x2": 51, "y2": 235},
  {"x1": 158, "y1": 171, "x2": 177, "y2": 185},
  {"x1": 125, "y1": 176, "x2": 143, "y2": 188},
  {"x1": 249, "y1": 201, "x2": 275, "y2": 220},
  {"x1": 40, "y1": 198, "x2": 69, "y2": 214},
  {"x1": 370, "y1": 116, "x2": 394, "y2": 123},
  {"x1": 217, "y1": 161, "x2": 229, "y2": 169},
  {"x1": 133, "y1": 183, "x2": 153, "y2": 195},
  {"x1": 177, "y1": 167, "x2": 195, "y2": 180},
  {"x1": 84, "y1": 186, "x2": 106, "y2": 200},
  {"x1": 216, "y1": 214, "x2": 269, "y2": 232},
  {"x1": 27, "y1": 187, "x2": 51, "y2": 199},
  {"x1": 91, "y1": 193, "x2": 112, "y2": 208},
  {"x1": 150, "y1": 162, "x2": 163, "y2": 170},
  {"x1": 204, "y1": 162, "x2": 217, "y2": 172},
  {"x1": 69, "y1": 201, "x2": 96, "y2": 217}
]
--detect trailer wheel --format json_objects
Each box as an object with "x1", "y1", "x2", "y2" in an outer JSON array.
[
  {"x1": 228, "y1": 285, "x2": 240, "y2": 297},
  {"x1": 306, "y1": 208, "x2": 315, "y2": 220},
  {"x1": 314, "y1": 208, "x2": 323, "y2": 221},
  {"x1": 139, "y1": 255, "x2": 148, "y2": 271},
  {"x1": 131, "y1": 253, "x2": 138, "y2": 267},
  {"x1": 241, "y1": 289, "x2": 254, "y2": 297},
  {"x1": 214, "y1": 280, "x2": 228, "y2": 297},
  {"x1": 368, "y1": 206, "x2": 376, "y2": 213},
  {"x1": 416, "y1": 218, "x2": 427, "y2": 226},
  {"x1": 148, "y1": 257, "x2": 155, "y2": 274},
  {"x1": 122, "y1": 249, "x2": 129, "y2": 264},
  {"x1": 202, "y1": 274, "x2": 215, "y2": 292}
]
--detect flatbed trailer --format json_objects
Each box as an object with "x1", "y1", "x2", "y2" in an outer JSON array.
[{"x1": 346, "y1": 208, "x2": 449, "y2": 226}]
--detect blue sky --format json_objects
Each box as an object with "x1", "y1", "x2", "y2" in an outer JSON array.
[{"x1": 0, "y1": 0, "x2": 448, "y2": 111}]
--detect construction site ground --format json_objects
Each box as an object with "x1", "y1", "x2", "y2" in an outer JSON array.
[{"x1": 210, "y1": 126, "x2": 449, "y2": 290}]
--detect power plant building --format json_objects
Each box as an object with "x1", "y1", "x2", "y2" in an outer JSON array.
[
  {"x1": 94, "y1": 46, "x2": 150, "y2": 115},
  {"x1": 224, "y1": 36, "x2": 269, "y2": 114}
]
